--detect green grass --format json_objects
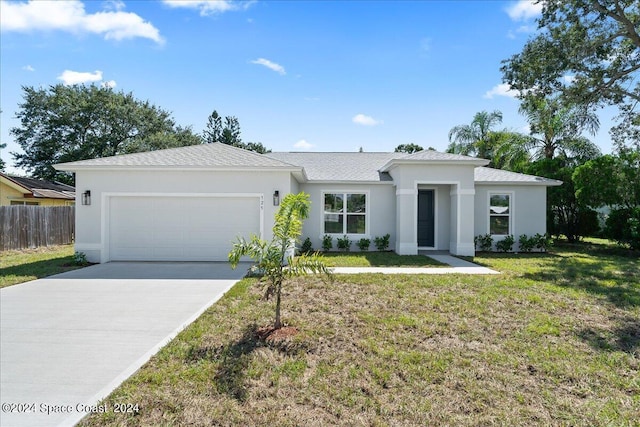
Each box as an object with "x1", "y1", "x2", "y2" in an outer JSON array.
[
  {"x1": 80, "y1": 240, "x2": 639, "y2": 426},
  {"x1": 0, "y1": 245, "x2": 81, "y2": 288},
  {"x1": 322, "y1": 251, "x2": 445, "y2": 267}
]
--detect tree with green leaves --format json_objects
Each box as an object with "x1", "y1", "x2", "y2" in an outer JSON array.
[
  {"x1": 518, "y1": 96, "x2": 601, "y2": 160},
  {"x1": 0, "y1": 143, "x2": 6, "y2": 171},
  {"x1": 395, "y1": 143, "x2": 424, "y2": 154},
  {"x1": 229, "y1": 192, "x2": 331, "y2": 329},
  {"x1": 526, "y1": 158, "x2": 599, "y2": 242},
  {"x1": 203, "y1": 109, "x2": 270, "y2": 153},
  {"x1": 574, "y1": 147, "x2": 640, "y2": 249},
  {"x1": 501, "y1": 0, "x2": 639, "y2": 148},
  {"x1": 10, "y1": 84, "x2": 202, "y2": 184},
  {"x1": 447, "y1": 110, "x2": 504, "y2": 159}
]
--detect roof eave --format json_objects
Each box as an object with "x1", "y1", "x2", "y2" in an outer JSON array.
[
  {"x1": 0, "y1": 174, "x2": 32, "y2": 194},
  {"x1": 475, "y1": 180, "x2": 563, "y2": 186},
  {"x1": 54, "y1": 164, "x2": 304, "y2": 173},
  {"x1": 380, "y1": 158, "x2": 489, "y2": 172}
]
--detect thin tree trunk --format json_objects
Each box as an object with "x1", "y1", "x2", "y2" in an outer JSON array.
[{"x1": 274, "y1": 280, "x2": 282, "y2": 329}]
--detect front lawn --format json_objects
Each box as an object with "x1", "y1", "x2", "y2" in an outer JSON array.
[
  {"x1": 323, "y1": 251, "x2": 445, "y2": 267},
  {"x1": 0, "y1": 245, "x2": 80, "y2": 288},
  {"x1": 81, "y1": 240, "x2": 638, "y2": 426}
]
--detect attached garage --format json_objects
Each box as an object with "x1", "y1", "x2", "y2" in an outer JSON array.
[{"x1": 108, "y1": 195, "x2": 262, "y2": 261}]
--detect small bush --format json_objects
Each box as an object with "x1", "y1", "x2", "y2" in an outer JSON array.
[
  {"x1": 605, "y1": 207, "x2": 640, "y2": 250},
  {"x1": 337, "y1": 235, "x2": 352, "y2": 252},
  {"x1": 474, "y1": 234, "x2": 493, "y2": 252},
  {"x1": 534, "y1": 233, "x2": 552, "y2": 252},
  {"x1": 357, "y1": 238, "x2": 371, "y2": 251},
  {"x1": 322, "y1": 235, "x2": 333, "y2": 252},
  {"x1": 495, "y1": 235, "x2": 515, "y2": 252},
  {"x1": 300, "y1": 237, "x2": 313, "y2": 254},
  {"x1": 73, "y1": 251, "x2": 89, "y2": 266},
  {"x1": 374, "y1": 234, "x2": 391, "y2": 251},
  {"x1": 518, "y1": 234, "x2": 536, "y2": 252}
]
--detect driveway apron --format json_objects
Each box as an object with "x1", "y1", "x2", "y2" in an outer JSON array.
[{"x1": 0, "y1": 262, "x2": 248, "y2": 427}]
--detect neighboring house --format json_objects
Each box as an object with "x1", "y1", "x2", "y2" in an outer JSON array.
[
  {"x1": 0, "y1": 173, "x2": 75, "y2": 206},
  {"x1": 55, "y1": 143, "x2": 561, "y2": 263}
]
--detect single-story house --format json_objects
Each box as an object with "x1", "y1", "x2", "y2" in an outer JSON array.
[
  {"x1": 55, "y1": 143, "x2": 561, "y2": 263},
  {"x1": 0, "y1": 173, "x2": 76, "y2": 206}
]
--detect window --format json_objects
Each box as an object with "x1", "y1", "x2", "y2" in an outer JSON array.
[
  {"x1": 489, "y1": 194, "x2": 511, "y2": 235},
  {"x1": 324, "y1": 192, "x2": 366, "y2": 234},
  {"x1": 10, "y1": 201, "x2": 39, "y2": 206}
]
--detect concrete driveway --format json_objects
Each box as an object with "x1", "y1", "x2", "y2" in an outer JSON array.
[{"x1": 0, "y1": 262, "x2": 249, "y2": 427}]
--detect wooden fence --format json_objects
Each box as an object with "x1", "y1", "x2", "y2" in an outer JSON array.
[{"x1": 0, "y1": 206, "x2": 75, "y2": 251}]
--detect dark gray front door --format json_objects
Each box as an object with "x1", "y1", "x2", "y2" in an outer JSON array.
[{"x1": 417, "y1": 190, "x2": 435, "y2": 247}]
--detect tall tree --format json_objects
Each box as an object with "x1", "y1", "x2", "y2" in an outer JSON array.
[
  {"x1": 395, "y1": 143, "x2": 424, "y2": 153},
  {"x1": 0, "y1": 143, "x2": 6, "y2": 172},
  {"x1": 501, "y1": 0, "x2": 640, "y2": 148},
  {"x1": 203, "y1": 109, "x2": 270, "y2": 153},
  {"x1": 447, "y1": 110, "x2": 504, "y2": 159},
  {"x1": 519, "y1": 96, "x2": 601, "y2": 160},
  {"x1": 11, "y1": 85, "x2": 202, "y2": 184}
]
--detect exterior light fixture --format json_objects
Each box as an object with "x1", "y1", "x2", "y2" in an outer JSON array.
[
  {"x1": 82, "y1": 190, "x2": 91, "y2": 206},
  {"x1": 273, "y1": 190, "x2": 280, "y2": 206}
]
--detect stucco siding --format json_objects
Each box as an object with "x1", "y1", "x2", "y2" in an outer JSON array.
[
  {"x1": 74, "y1": 169, "x2": 293, "y2": 262},
  {"x1": 475, "y1": 185, "x2": 547, "y2": 250},
  {"x1": 297, "y1": 183, "x2": 396, "y2": 251}
]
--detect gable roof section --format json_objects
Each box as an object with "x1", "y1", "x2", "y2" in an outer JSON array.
[
  {"x1": 475, "y1": 167, "x2": 562, "y2": 186},
  {"x1": 379, "y1": 150, "x2": 489, "y2": 172},
  {"x1": 1, "y1": 173, "x2": 76, "y2": 200},
  {"x1": 265, "y1": 152, "x2": 399, "y2": 182},
  {"x1": 54, "y1": 143, "x2": 298, "y2": 170}
]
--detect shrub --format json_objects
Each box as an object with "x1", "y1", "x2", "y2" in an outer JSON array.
[
  {"x1": 321, "y1": 235, "x2": 333, "y2": 252},
  {"x1": 357, "y1": 238, "x2": 371, "y2": 251},
  {"x1": 300, "y1": 237, "x2": 313, "y2": 254},
  {"x1": 337, "y1": 235, "x2": 352, "y2": 252},
  {"x1": 534, "y1": 233, "x2": 552, "y2": 252},
  {"x1": 73, "y1": 251, "x2": 89, "y2": 266},
  {"x1": 495, "y1": 235, "x2": 515, "y2": 252},
  {"x1": 605, "y1": 207, "x2": 640, "y2": 250},
  {"x1": 518, "y1": 234, "x2": 536, "y2": 252},
  {"x1": 374, "y1": 233, "x2": 391, "y2": 251},
  {"x1": 474, "y1": 234, "x2": 493, "y2": 252}
]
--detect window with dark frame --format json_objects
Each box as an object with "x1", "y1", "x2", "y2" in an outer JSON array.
[
  {"x1": 489, "y1": 194, "x2": 510, "y2": 235},
  {"x1": 324, "y1": 192, "x2": 366, "y2": 234}
]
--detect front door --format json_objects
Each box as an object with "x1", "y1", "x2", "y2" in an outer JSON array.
[{"x1": 417, "y1": 190, "x2": 435, "y2": 247}]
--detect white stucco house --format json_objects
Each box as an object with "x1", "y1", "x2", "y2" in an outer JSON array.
[{"x1": 55, "y1": 143, "x2": 561, "y2": 263}]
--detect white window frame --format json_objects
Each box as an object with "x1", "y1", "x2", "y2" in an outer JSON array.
[
  {"x1": 488, "y1": 191, "x2": 513, "y2": 236},
  {"x1": 321, "y1": 191, "x2": 369, "y2": 236}
]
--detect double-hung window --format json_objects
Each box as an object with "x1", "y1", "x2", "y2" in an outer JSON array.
[
  {"x1": 323, "y1": 192, "x2": 366, "y2": 234},
  {"x1": 489, "y1": 193, "x2": 511, "y2": 235}
]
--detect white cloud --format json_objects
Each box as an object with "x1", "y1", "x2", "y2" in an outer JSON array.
[
  {"x1": 22, "y1": 65, "x2": 35, "y2": 72},
  {"x1": 103, "y1": 0, "x2": 125, "y2": 11},
  {"x1": 101, "y1": 79, "x2": 117, "y2": 88},
  {"x1": 293, "y1": 139, "x2": 314, "y2": 150},
  {"x1": 352, "y1": 114, "x2": 382, "y2": 126},
  {"x1": 506, "y1": 0, "x2": 542, "y2": 21},
  {"x1": 483, "y1": 83, "x2": 520, "y2": 99},
  {"x1": 57, "y1": 70, "x2": 103, "y2": 85},
  {"x1": 163, "y1": 0, "x2": 254, "y2": 16},
  {"x1": 563, "y1": 74, "x2": 576, "y2": 84},
  {"x1": 251, "y1": 58, "x2": 286, "y2": 75},
  {"x1": 0, "y1": 0, "x2": 164, "y2": 44}
]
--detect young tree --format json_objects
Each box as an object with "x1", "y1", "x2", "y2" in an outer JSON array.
[
  {"x1": 229, "y1": 192, "x2": 331, "y2": 329},
  {"x1": 10, "y1": 85, "x2": 202, "y2": 184},
  {"x1": 394, "y1": 143, "x2": 424, "y2": 153},
  {"x1": 501, "y1": 0, "x2": 640, "y2": 147}
]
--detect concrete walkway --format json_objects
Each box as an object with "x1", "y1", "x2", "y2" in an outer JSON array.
[
  {"x1": 331, "y1": 253, "x2": 499, "y2": 275},
  {"x1": 0, "y1": 262, "x2": 249, "y2": 427}
]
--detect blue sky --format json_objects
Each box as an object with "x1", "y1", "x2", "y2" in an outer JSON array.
[{"x1": 0, "y1": 0, "x2": 618, "y2": 175}]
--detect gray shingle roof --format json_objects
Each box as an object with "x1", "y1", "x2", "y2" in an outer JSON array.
[
  {"x1": 265, "y1": 152, "x2": 400, "y2": 181},
  {"x1": 475, "y1": 167, "x2": 562, "y2": 185},
  {"x1": 403, "y1": 150, "x2": 487, "y2": 162},
  {"x1": 55, "y1": 143, "x2": 296, "y2": 169}
]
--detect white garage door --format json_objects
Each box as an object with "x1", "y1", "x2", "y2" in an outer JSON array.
[{"x1": 109, "y1": 196, "x2": 261, "y2": 261}]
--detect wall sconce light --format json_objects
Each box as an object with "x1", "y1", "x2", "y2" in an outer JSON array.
[
  {"x1": 82, "y1": 190, "x2": 91, "y2": 206},
  {"x1": 273, "y1": 190, "x2": 280, "y2": 206}
]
